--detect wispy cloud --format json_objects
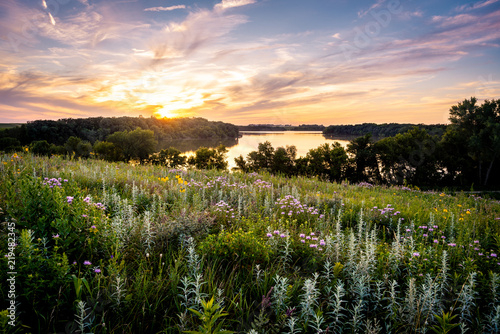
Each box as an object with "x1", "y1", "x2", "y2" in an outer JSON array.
[
  {"x1": 357, "y1": 0, "x2": 386, "y2": 18},
  {"x1": 214, "y1": 0, "x2": 256, "y2": 11},
  {"x1": 455, "y1": 0, "x2": 499, "y2": 12},
  {"x1": 144, "y1": 5, "x2": 186, "y2": 12}
]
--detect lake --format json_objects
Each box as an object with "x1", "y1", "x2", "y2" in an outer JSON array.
[{"x1": 159, "y1": 131, "x2": 352, "y2": 169}]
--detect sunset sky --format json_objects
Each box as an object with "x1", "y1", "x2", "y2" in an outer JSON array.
[{"x1": 1, "y1": 0, "x2": 499, "y2": 125}]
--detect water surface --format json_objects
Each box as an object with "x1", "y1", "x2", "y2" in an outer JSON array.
[{"x1": 160, "y1": 131, "x2": 351, "y2": 169}]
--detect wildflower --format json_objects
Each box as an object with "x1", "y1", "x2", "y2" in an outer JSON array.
[
  {"x1": 320, "y1": 240, "x2": 326, "y2": 246},
  {"x1": 310, "y1": 244, "x2": 317, "y2": 248},
  {"x1": 280, "y1": 233, "x2": 286, "y2": 238},
  {"x1": 448, "y1": 243, "x2": 456, "y2": 247},
  {"x1": 434, "y1": 240, "x2": 438, "y2": 244},
  {"x1": 310, "y1": 232, "x2": 315, "y2": 236},
  {"x1": 89, "y1": 225, "x2": 98, "y2": 233},
  {"x1": 491, "y1": 253, "x2": 497, "y2": 258},
  {"x1": 83, "y1": 197, "x2": 91, "y2": 203},
  {"x1": 479, "y1": 253, "x2": 484, "y2": 256},
  {"x1": 94, "y1": 268, "x2": 101, "y2": 273},
  {"x1": 423, "y1": 234, "x2": 428, "y2": 237},
  {"x1": 306, "y1": 236, "x2": 311, "y2": 240},
  {"x1": 441, "y1": 236, "x2": 446, "y2": 239},
  {"x1": 299, "y1": 233, "x2": 305, "y2": 238},
  {"x1": 301, "y1": 239, "x2": 305, "y2": 243},
  {"x1": 274, "y1": 230, "x2": 280, "y2": 235},
  {"x1": 83, "y1": 260, "x2": 91, "y2": 266},
  {"x1": 412, "y1": 252, "x2": 420, "y2": 257},
  {"x1": 52, "y1": 234, "x2": 60, "y2": 239},
  {"x1": 266, "y1": 233, "x2": 272, "y2": 237},
  {"x1": 474, "y1": 240, "x2": 479, "y2": 244},
  {"x1": 66, "y1": 196, "x2": 74, "y2": 204},
  {"x1": 406, "y1": 229, "x2": 411, "y2": 232}
]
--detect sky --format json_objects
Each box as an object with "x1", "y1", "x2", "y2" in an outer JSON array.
[{"x1": 0, "y1": 0, "x2": 499, "y2": 125}]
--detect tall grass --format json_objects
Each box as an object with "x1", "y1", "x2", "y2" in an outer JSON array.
[{"x1": 1, "y1": 152, "x2": 499, "y2": 333}]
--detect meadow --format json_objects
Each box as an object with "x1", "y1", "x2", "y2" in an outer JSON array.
[{"x1": 1, "y1": 152, "x2": 500, "y2": 333}]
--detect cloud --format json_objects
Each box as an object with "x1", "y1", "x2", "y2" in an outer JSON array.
[
  {"x1": 358, "y1": 0, "x2": 386, "y2": 18},
  {"x1": 214, "y1": 0, "x2": 256, "y2": 11},
  {"x1": 144, "y1": 5, "x2": 186, "y2": 12},
  {"x1": 455, "y1": 0, "x2": 499, "y2": 12}
]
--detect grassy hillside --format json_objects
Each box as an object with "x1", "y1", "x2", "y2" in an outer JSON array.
[{"x1": 1, "y1": 153, "x2": 500, "y2": 333}]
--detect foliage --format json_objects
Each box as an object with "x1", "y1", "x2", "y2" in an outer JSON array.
[
  {"x1": 107, "y1": 127, "x2": 157, "y2": 162},
  {"x1": 184, "y1": 297, "x2": 234, "y2": 334},
  {"x1": 149, "y1": 147, "x2": 187, "y2": 168},
  {"x1": 0, "y1": 116, "x2": 239, "y2": 146},
  {"x1": 323, "y1": 122, "x2": 447, "y2": 138},
  {"x1": 187, "y1": 145, "x2": 228, "y2": 170}
]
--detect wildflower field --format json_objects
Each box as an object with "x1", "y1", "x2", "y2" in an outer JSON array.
[{"x1": 1, "y1": 153, "x2": 500, "y2": 333}]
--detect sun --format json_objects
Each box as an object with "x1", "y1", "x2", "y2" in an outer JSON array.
[{"x1": 155, "y1": 107, "x2": 179, "y2": 119}]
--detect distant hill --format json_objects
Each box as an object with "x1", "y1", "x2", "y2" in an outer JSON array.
[
  {"x1": 0, "y1": 117, "x2": 239, "y2": 146},
  {"x1": 0, "y1": 123, "x2": 24, "y2": 129},
  {"x1": 323, "y1": 123, "x2": 447, "y2": 138}
]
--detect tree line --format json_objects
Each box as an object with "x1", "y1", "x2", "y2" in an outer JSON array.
[
  {"x1": 0, "y1": 116, "x2": 238, "y2": 148},
  {"x1": 323, "y1": 123, "x2": 447, "y2": 138}
]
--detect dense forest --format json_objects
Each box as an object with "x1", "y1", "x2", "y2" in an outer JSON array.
[
  {"x1": 0, "y1": 116, "x2": 239, "y2": 147},
  {"x1": 323, "y1": 123, "x2": 447, "y2": 138}
]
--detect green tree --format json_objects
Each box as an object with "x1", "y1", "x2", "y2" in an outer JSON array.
[
  {"x1": 93, "y1": 141, "x2": 120, "y2": 161},
  {"x1": 150, "y1": 147, "x2": 187, "y2": 167},
  {"x1": 376, "y1": 127, "x2": 440, "y2": 185},
  {"x1": 346, "y1": 133, "x2": 380, "y2": 182},
  {"x1": 64, "y1": 136, "x2": 81, "y2": 157},
  {"x1": 29, "y1": 140, "x2": 51, "y2": 156},
  {"x1": 271, "y1": 145, "x2": 296, "y2": 176},
  {"x1": 107, "y1": 128, "x2": 157, "y2": 163},
  {"x1": 127, "y1": 128, "x2": 158, "y2": 163},
  {"x1": 234, "y1": 155, "x2": 248, "y2": 172},
  {"x1": 442, "y1": 98, "x2": 500, "y2": 186},
  {"x1": 305, "y1": 142, "x2": 348, "y2": 181},
  {"x1": 188, "y1": 145, "x2": 228, "y2": 170}
]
